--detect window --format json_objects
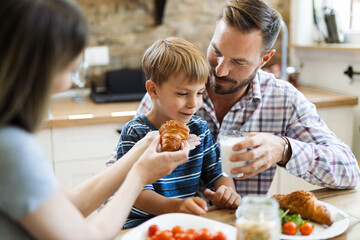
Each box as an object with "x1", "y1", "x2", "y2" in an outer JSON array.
[{"x1": 315, "y1": 0, "x2": 360, "y2": 32}]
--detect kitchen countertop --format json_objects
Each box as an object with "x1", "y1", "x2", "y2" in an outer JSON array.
[{"x1": 45, "y1": 85, "x2": 358, "y2": 128}]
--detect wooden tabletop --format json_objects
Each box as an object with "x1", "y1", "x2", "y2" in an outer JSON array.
[
  {"x1": 116, "y1": 186, "x2": 360, "y2": 239},
  {"x1": 45, "y1": 86, "x2": 358, "y2": 128}
]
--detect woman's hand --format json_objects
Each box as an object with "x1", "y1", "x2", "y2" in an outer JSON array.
[{"x1": 132, "y1": 135, "x2": 190, "y2": 185}]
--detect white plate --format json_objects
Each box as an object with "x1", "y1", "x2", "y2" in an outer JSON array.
[
  {"x1": 119, "y1": 213, "x2": 237, "y2": 240},
  {"x1": 236, "y1": 201, "x2": 349, "y2": 240}
]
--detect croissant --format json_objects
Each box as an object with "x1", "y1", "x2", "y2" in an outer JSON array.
[
  {"x1": 159, "y1": 120, "x2": 190, "y2": 152},
  {"x1": 272, "y1": 190, "x2": 333, "y2": 226}
]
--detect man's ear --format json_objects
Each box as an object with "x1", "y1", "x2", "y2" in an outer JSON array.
[
  {"x1": 260, "y1": 49, "x2": 276, "y2": 68},
  {"x1": 145, "y1": 80, "x2": 158, "y2": 99}
]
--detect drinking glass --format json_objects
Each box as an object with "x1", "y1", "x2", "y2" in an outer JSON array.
[
  {"x1": 218, "y1": 130, "x2": 250, "y2": 178},
  {"x1": 72, "y1": 61, "x2": 89, "y2": 102}
]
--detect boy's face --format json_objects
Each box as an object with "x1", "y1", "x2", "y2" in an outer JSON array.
[{"x1": 153, "y1": 74, "x2": 206, "y2": 123}]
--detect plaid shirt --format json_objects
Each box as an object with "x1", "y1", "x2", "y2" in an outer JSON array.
[{"x1": 116, "y1": 69, "x2": 359, "y2": 195}]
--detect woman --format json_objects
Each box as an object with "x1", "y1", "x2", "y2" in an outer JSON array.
[{"x1": 0, "y1": 0, "x2": 189, "y2": 239}]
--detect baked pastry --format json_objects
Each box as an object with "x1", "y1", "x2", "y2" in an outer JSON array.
[
  {"x1": 272, "y1": 190, "x2": 333, "y2": 226},
  {"x1": 159, "y1": 120, "x2": 190, "y2": 152}
]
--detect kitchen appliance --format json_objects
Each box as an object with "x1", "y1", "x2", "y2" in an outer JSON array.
[
  {"x1": 91, "y1": 68, "x2": 147, "y2": 103},
  {"x1": 324, "y1": 7, "x2": 342, "y2": 43}
]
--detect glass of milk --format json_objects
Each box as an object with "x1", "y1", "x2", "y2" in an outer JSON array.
[{"x1": 218, "y1": 130, "x2": 249, "y2": 178}]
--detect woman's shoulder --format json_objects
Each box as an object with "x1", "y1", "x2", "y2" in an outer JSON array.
[
  {"x1": 0, "y1": 126, "x2": 48, "y2": 168},
  {"x1": 0, "y1": 126, "x2": 36, "y2": 151}
]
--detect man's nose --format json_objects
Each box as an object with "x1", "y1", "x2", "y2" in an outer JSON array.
[{"x1": 216, "y1": 57, "x2": 230, "y2": 77}]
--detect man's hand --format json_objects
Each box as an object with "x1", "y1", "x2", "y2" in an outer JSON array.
[
  {"x1": 204, "y1": 185, "x2": 241, "y2": 209},
  {"x1": 177, "y1": 197, "x2": 208, "y2": 215},
  {"x1": 230, "y1": 133, "x2": 289, "y2": 179}
]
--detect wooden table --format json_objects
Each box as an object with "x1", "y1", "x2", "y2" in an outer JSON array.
[{"x1": 116, "y1": 186, "x2": 360, "y2": 239}]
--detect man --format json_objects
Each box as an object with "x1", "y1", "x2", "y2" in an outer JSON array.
[{"x1": 125, "y1": 0, "x2": 360, "y2": 195}]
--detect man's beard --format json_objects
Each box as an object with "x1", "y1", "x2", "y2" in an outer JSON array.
[{"x1": 208, "y1": 66, "x2": 259, "y2": 95}]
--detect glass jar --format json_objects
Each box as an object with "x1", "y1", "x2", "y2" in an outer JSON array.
[{"x1": 236, "y1": 195, "x2": 280, "y2": 240}]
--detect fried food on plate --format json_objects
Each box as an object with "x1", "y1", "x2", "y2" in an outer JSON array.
[{"x1": 273, "y1": 190, "x2": 333, "y2": 226}]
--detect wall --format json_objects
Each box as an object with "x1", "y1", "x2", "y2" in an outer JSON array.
[
  {"x1": 290, "y1": 0, "x2": 360, "y2": 159},
  {"x1": 76, "y1": 0, "x2": 290, "y2": 85}
]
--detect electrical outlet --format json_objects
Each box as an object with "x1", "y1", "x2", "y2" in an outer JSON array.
[{"x1": 84, "y1": 46, "x2": 109, "y2": 66}]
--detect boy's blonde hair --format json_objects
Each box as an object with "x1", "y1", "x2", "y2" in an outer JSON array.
[{"x1": 142, "y1": 37, "x2": 209, "y2": 86}]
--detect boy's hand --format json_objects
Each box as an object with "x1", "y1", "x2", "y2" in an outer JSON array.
[
  {"x1": 204, "y1": 185, "x2": 241, "y2": 209},
  {"x1": 187, "y1": 134, "x2": 201, "y2": 150},
  {"x1": 177, "y1": 197, "x2": 208, "y2": 215}
]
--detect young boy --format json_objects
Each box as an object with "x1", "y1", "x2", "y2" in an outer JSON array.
[{"x1": 111, "y1": 37, "x2": 240, "y2": 229}]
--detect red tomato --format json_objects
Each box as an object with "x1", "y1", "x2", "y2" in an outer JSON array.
[
  {"x1": 172, "y1": 225, "x2": 184, "y2": 235},
  {"x1": 283, "y1": 221, "x2": 298, "y2": 235},
  {"x1": 299, "y1": 222, "x2": 314, "y2": 236},
  {"x1": 148, "y1": 224, "x2": 160, "y2": 237},
  {"x1": 211, "y1": 231, "x2": 227, "y2": 240},
  {"x1": 196, "y1": 228, "x2": 212, "y2": 240},
  {"x1": 154, "y1": 230, "x2": 173, "y2": 240},
  {"x1": 175, "y1": 232, "x2": 195, "y2": 240}
]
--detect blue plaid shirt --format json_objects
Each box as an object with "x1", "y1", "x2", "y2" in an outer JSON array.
[{"x1": 133, "y1": 70, "x2": 360, "y2": 195}]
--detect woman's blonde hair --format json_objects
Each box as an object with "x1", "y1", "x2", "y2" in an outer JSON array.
[
  {"x1": 142, "y1": 37, "x2": 209, "y2": 86},
  {"x1": 0, "y1": 0, "x2": 88, "y2": 132}
]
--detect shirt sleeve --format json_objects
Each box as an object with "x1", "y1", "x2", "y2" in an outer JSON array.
[
  {"x1": 135, "y1": 93, "x2": 152, "y2": 117},
  {"x1": 0, "y1": 128, "x2": 58, "y2": 220},
  {"x1": 285, "y1": 91, "x2": 360, "y2": 189},
  {"x1": 200, "y1": 124, "x2": 223, "y2": 188}
]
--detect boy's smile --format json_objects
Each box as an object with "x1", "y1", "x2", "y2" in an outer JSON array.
[{"x1": 146, "y1": 74, "x2": 206, "y2": 128}]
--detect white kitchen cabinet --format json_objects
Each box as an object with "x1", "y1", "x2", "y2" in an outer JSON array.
[
  {"x1": 52, "y1": 123, "x2": 119, "y2": 188},
  {"x1": 35, "y1": 124, "x2": 120, "y2": 189}
]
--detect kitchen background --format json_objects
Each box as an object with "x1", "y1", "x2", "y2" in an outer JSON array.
[
  {"x1": 76, "y1": 0, "x2": 289, "y2": 86},
  {"x1": 45, "y1": 0, "x2": 360, "y2": 197},
  {"x1": 75, "y1": 0, "x2": 360, "y2": 157}
]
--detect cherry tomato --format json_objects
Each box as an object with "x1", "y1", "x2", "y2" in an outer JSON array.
[
  {"x1": 172, "y1": 225, "x2": 184, "y2": 235},
  {"x1": 283, "y1": 221, "x2": 298, "y2": 235},
  {"x1": 154, "y1": 230, "x2": 173, "y2": 240},
  {"x1": 300, "y1": 222, "x2": 314, "y2": 236},
  {"x1": 196, "y1": 228, "x2": 212, "y2": 240},
  {"x1": 175, "y1": 232, "x2": 195, "y2": 240},
  {"x1": 148, "y1": 224, "x2": 160, "y2": 237},
  {"x1": 211, "y1": 231, "x2": 227, "y2": 240}
]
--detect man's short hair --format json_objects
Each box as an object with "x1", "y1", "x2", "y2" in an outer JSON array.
[
  {"x1": 219, "y1": 0, "x2": 282, "y2": 55},
  {"x1": 142, "y1": 37, "x2": 209, "y2": 86}
]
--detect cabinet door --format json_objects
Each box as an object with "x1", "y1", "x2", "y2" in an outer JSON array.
[
  {"x1": 55, "y1": 159, "x2": 106, "y2": 188},
  {"x1": 52, "y1": 123, "x2": 119, "y2": 189},
  {"x1": 317, "y1": 106, "x2": 354, "y2": 147},
  {"x1": 52, "y1": 124, "x2": 119, "y2": 162},
  {"x1": 277, "y1": 168, "x2": 322, "y2": 194}
]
